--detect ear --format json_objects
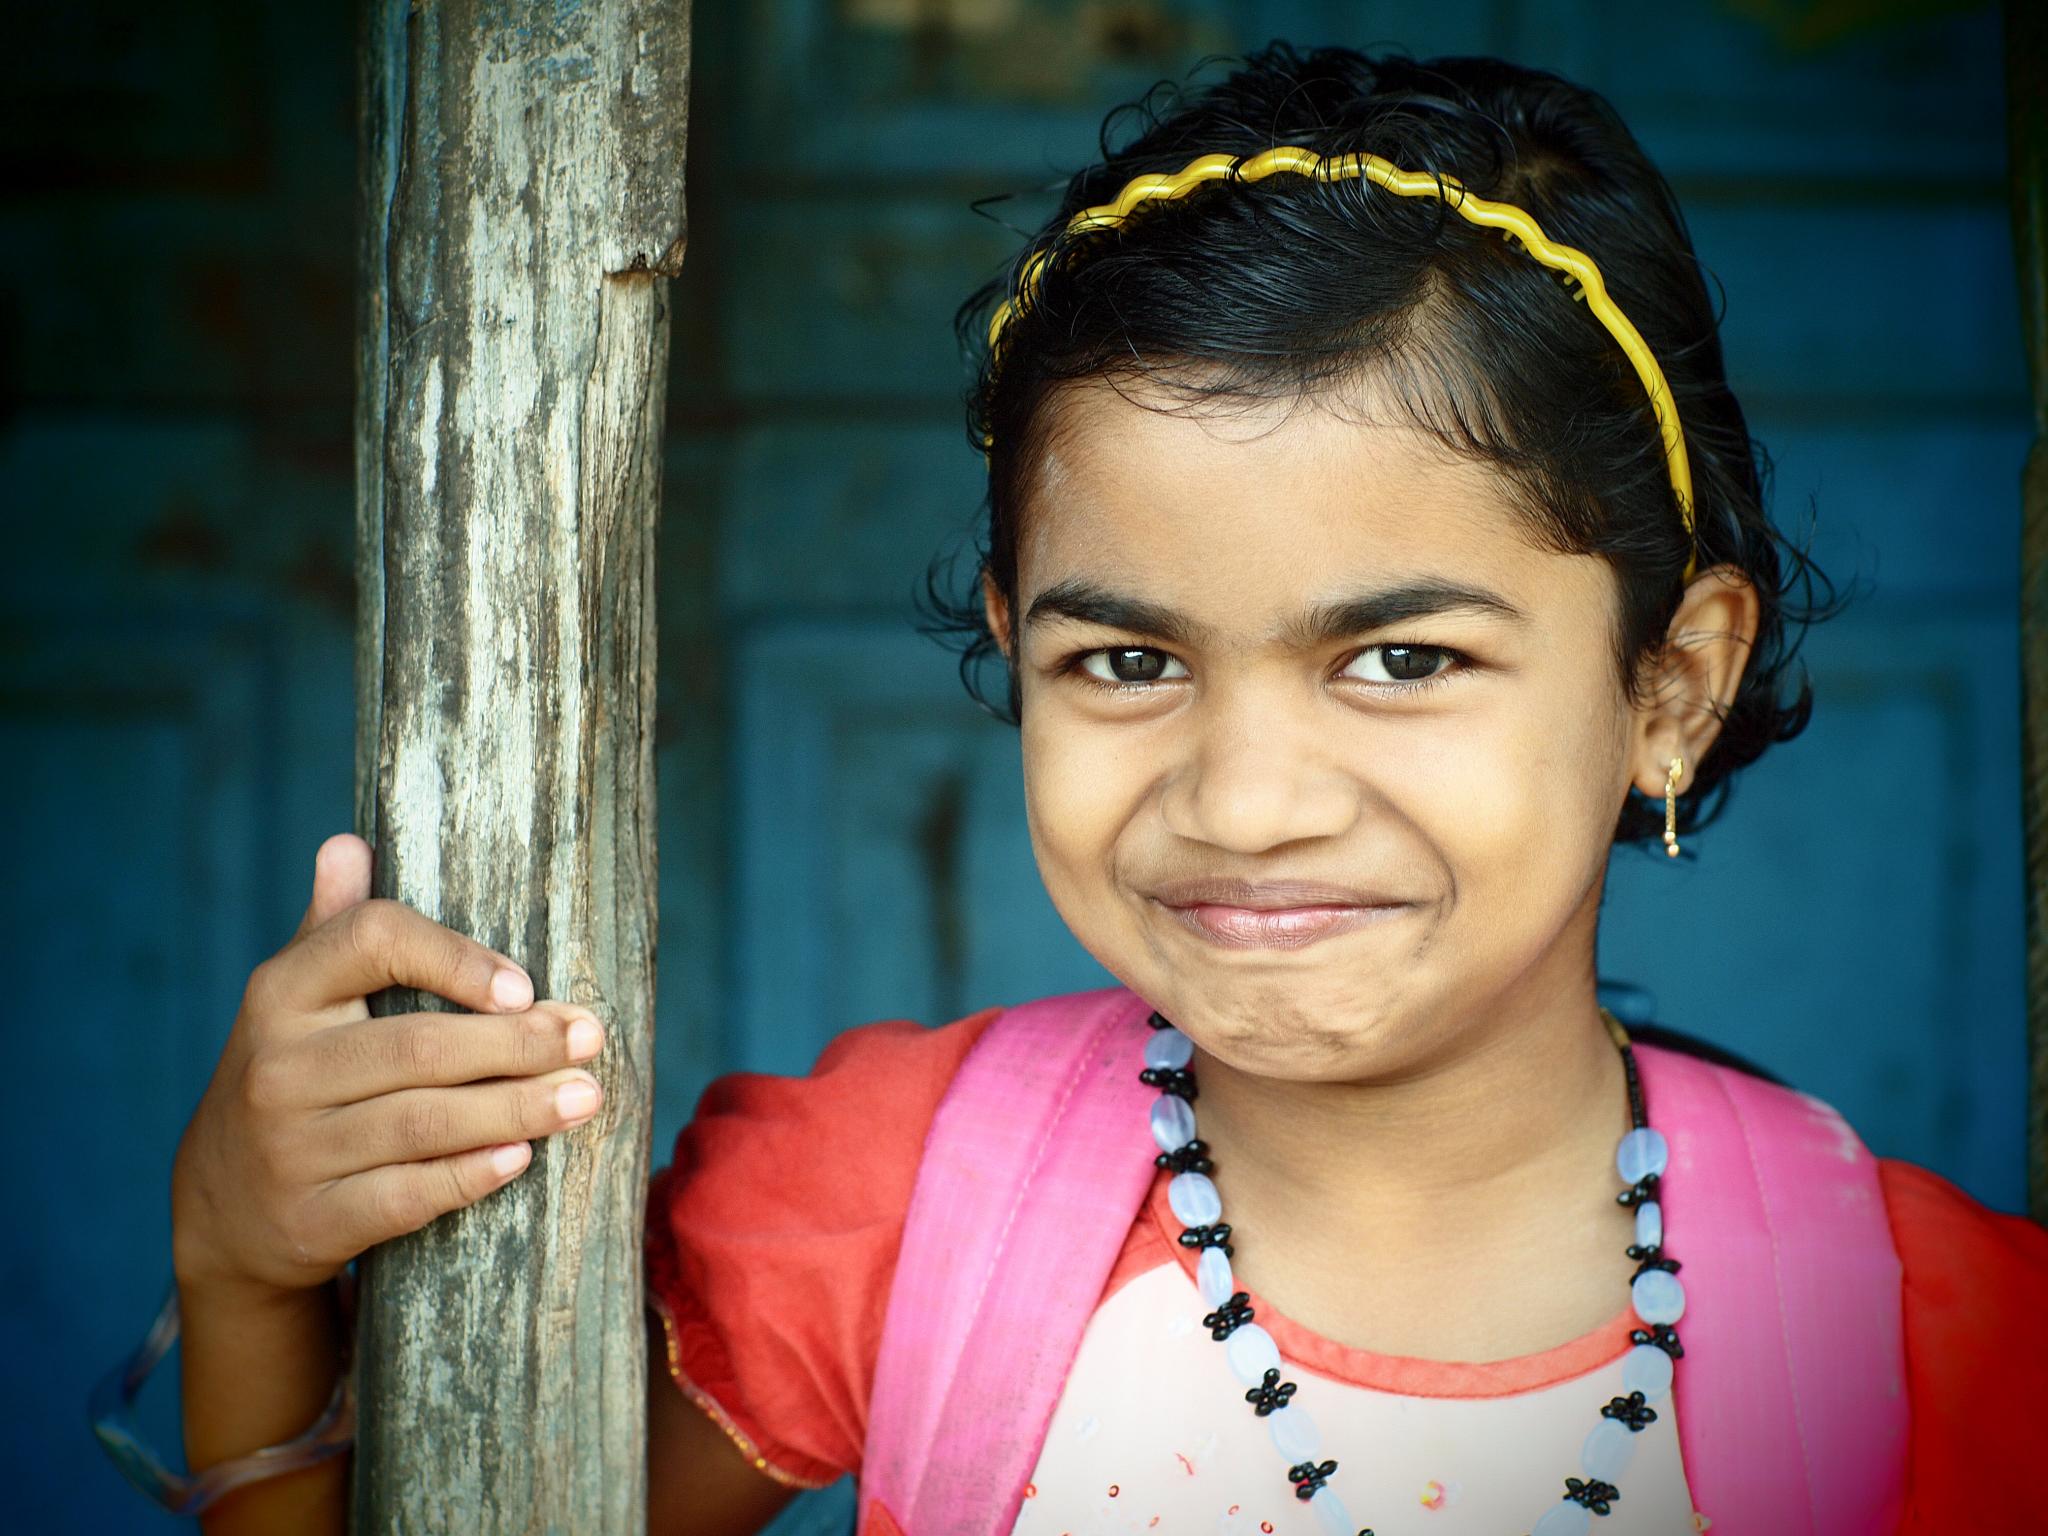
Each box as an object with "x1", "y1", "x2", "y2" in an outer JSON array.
[
  {"x1": 982, "y1": 569, "x2": 1014, "y2": 658},
  {"x1": 1628, "y1": 564, "x2": 1762, "y2": 799}
]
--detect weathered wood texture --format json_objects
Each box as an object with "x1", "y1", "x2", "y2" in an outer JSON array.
[
  {"x1": 350, "y1": 1, "x2": 689, "y2": 1529},
  {"x1": 2010, "y1": 0, "x2": 2048, "y2": 1224}
]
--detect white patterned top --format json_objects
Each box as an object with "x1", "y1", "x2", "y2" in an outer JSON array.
[{"x1": 1010, "y1": 1174, "x2": 1708, "y2": 1536}]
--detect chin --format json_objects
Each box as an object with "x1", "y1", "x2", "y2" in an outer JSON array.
[{"x1": 1152, "y1": 978, "x2": 1402, "y2": 1075}]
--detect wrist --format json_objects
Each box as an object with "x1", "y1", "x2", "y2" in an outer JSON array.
[
  {"x1": 170, "y1": 1140, "x2": 332, "y2": 1304},
  {"x1": 94, "y1": 1275, "x2": 354, "y2": 1522},
  {"x1": 177, "y1": 1267, "x2": 350, "y2": 1478},
  {"x1": 174, "y1": 1267, "x2": 338, "y2": 1326}
]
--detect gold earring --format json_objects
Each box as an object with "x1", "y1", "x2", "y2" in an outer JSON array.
[{"x1": 1663, "y1": 756, "x2": 1685, "y2": 858}]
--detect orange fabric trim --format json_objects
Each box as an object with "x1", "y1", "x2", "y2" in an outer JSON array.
[
  {"x1": 1125, "y1": 1167, "x2": 1636, "y2": 1398},
  {"x1": 642, "y1": 1008, "x2": 1005, "y2": 1487},
  {"x1": 645, "y1": 1288, "x2": 835, "y2": 1492}
]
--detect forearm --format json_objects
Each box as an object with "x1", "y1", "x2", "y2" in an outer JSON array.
[{"x1": 177, "y1": 1274, "x2": 348, "y2": 1535}]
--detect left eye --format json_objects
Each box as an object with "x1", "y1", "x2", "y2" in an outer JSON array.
[
  {"x1": 1343, "y1": 645, "x2": 1458, "y2": 684},
  {"x1": 1079, "y1": 648, "x2": 1190, "y2": 685}
]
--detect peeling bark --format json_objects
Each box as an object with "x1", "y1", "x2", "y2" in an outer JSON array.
[{"x1": 351, "y1": 2, "x2": 688, "y2": 1528}]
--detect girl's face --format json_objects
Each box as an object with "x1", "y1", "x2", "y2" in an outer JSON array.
[{"x1": 987, "y1": 377, "x2": 1707, "y2": 1084}]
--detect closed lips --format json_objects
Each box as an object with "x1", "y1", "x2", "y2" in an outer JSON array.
[
  {"x1": 1147, "y1": 877, "x2": 1405, "y2": 909},
  {"x1": 1148, "y1": 879, "x2": 1410, "y2": 950}
]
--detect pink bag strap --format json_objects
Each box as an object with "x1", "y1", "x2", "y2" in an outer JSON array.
[
  {"x1": 1637, "y1": 1039, "x2": 1908, "y2": 1535},
  {"x1": 861, "y1": 987, "x2": 1155, "y2": 1535},
  {"x1": 862, "y1": 991, "x2": 1909, "y2": 1536}
]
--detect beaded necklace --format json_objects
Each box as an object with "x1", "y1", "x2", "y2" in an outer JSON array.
[{"x1": 1140, "y1": 1009, "x2": 1685, "y2": 1536}]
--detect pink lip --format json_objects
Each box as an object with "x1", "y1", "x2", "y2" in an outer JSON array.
[
  {"x1": 1149, "y1": 876, "x2": 1403, "y2": 908},
  {"x1": 1157, "y1": 898, "x2": 1410, "y2": 950},
  {"x1": 1146, "y1": 877, "x2": 1412, "y2": 951}
]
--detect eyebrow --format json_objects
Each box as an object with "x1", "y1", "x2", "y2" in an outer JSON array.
[{"x1": 1021, "y1": 575, "x2": 1530, "y2": 649}]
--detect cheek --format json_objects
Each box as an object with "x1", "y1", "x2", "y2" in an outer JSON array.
[
  {"x1": 1383, "y1": 688, "x2": 1627, "y2": 906},
  {"x1": 1019, "y1": 707, "x2": 1144, "y2": 900},
  {"x1": 1456, "y1": 696, "x2": 1628, "y2": 898}
]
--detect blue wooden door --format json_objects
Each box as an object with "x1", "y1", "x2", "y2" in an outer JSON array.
[{"x1": 0, "y1": 2, "x2": 359, "y2": 1525}]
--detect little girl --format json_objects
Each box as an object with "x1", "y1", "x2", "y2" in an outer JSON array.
[{"x1": 165, "y1": 43, "x2": 2044, "y2": 1536}]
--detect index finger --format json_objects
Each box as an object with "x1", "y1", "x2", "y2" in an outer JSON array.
[{"x1": 266, "y1": 897, "x2": 533, "y2": 1020}]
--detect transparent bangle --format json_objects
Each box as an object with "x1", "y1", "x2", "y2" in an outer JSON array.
[{"x1": 89, "y1": 1273, "x2": 356, "y2": 1517}]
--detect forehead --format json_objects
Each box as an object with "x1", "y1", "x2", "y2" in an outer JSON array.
[{"x1": 1016, "y1": 375, "x2": 1554, "y2": 606}]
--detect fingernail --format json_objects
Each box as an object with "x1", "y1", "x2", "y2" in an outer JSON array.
[
  {"x1": 492, "y1": 968, "x2": 532, "y2": 1010},
  {"x1": 566, "y1": 1017, "x2": 604, "y2": 1062},
  {"x1": 491, "y1": 1142, "x2": 531, "y2": 1177},
  {"x1": 556, "y1": 1077, "x2": 600, "y2": 1121}
]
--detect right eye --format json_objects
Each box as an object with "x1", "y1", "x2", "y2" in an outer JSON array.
[{"x1": 1075, "y1": 647, "x2": 1190, "y2": 688}]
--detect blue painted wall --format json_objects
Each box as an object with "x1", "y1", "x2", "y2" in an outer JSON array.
[{"x1": 0, "y1": 2, "x2": 2025, "y2": 1530}]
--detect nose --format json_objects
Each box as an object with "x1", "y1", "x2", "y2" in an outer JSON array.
[{"x1": 1157, "y1": 683, "x2": 1363, "y2": 854}]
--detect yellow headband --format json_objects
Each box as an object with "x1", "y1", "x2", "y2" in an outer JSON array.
[{"x1": 985, "y1": 146, "x2": 1699, "y2": 582}]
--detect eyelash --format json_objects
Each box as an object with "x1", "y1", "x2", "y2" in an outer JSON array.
[{"x1": 1056, "y1": 644, "x2": 1472, "y2": 697}]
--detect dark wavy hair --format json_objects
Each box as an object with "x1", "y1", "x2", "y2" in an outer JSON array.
[{"x1": 921, "y1": 43, "x2": 1844, "y2": 847}]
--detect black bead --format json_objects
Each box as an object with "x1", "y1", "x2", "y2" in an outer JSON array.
[
  {"x1": 1202, "y1": 1292, "x2": 1254, "y2": 1341},
  {"x1": 1286, "y1": 1459, "x2": 1338, "y2": 1500},
  {"x1": 1178, "y1": 1223, "x2": 1233, "y2": 1256},
  {"x1": 1155, "y1": 1139, "x2": 1214, "y2": 1175},
  {"x1": 1616, "y1": 1172, "x2": 1662, "y2": 1208},
  {"x1": 1601, "y1": 1390, "x2": 1658, "y2": 1431},
  {"x1": 1139, "y1": 1065, "x2": 1198, "y2": 1100},
  {"x1": 1244, "y1": 1367, "x2": 1297, "y2": 1417},
  {"x1": 1628, "y1": 1322, "x2": 1684, "y2": 1358},
  {"x1": 1564, "y1": 1476, "x2": 1621, "y2": 1515},
  {"x1": 1629, "y1": 1254, "x2": 1681, "y2": 1284},
  {"x1": 1146, "y1": 1010, "x2": 1176, "y2": 1030}
]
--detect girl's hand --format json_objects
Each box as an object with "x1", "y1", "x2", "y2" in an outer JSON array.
[{"x1": 170, "y1": 832, "x2": 606, "y2": 1300}]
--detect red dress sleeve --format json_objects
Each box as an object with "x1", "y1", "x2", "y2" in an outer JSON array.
[
  {"x1": 643, "y1": 1007, "x2": 1002, "y2": 1488},
  {"x1": 1882, "y1": 1157, "x2": 2048, "y2": 1532}
]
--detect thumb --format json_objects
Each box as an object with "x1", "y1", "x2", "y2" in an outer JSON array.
[{"x1": 294, "y1": 833, "x2": 373, "y2": 941}]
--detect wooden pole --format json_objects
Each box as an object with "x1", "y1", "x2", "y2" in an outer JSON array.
[
  {"x1": 2009, "y1": 0, "x2": 2048, "y2": 1222},
  {"x1": 351, "y1": 1, "x2": 688, "y2": 1528}
]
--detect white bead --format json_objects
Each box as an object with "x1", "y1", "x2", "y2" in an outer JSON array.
[
  {"x1": 1635, "y1": 1200, "x2": 1663, "y2": 1252},
  {"x1": 1532, "y1": 1501, "x2": 1592, "y2": 1536},
  {"x1": 1150, "y1": 1095, "x2": 1196, "y2": 1153},
  {"x1": 1196, "y1": 1245, "x2": 1234, "y2": 1307},
  {"x1": 1167, "y1": 1171, "x2": 1222, "y2": 1227},
  {"x1": 1224, "y1": 1322, "x2": 1281, "y2": 1384},
  {"x1": 1267, "y1": 1403, "x2": 1320, "y2": 1462},
  {"x1": 1581, "y1": 1416, "x2": 1637, "y2": 1482},
  {"x1": 1632, "y1": 1268, "x2": 1686, "y2": 1325},
  {"x1": 1307, "y1": 1483, "x2": 1353, "y2": 1535},
  {"x1": 1622, "y1": 1342, "x2": 1675, "y2": 1400},
  {"x1": 1144, "y1": 1027, "x2": 1194, "y2": 1071},
  {"x1": 1617, "y1": 1127, "x2": 1669, "y2": 1184}
]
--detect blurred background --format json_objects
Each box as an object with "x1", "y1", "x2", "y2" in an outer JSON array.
[{"x1": 0, "y1": 0, "x2": 2029, "y2": 1529}]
